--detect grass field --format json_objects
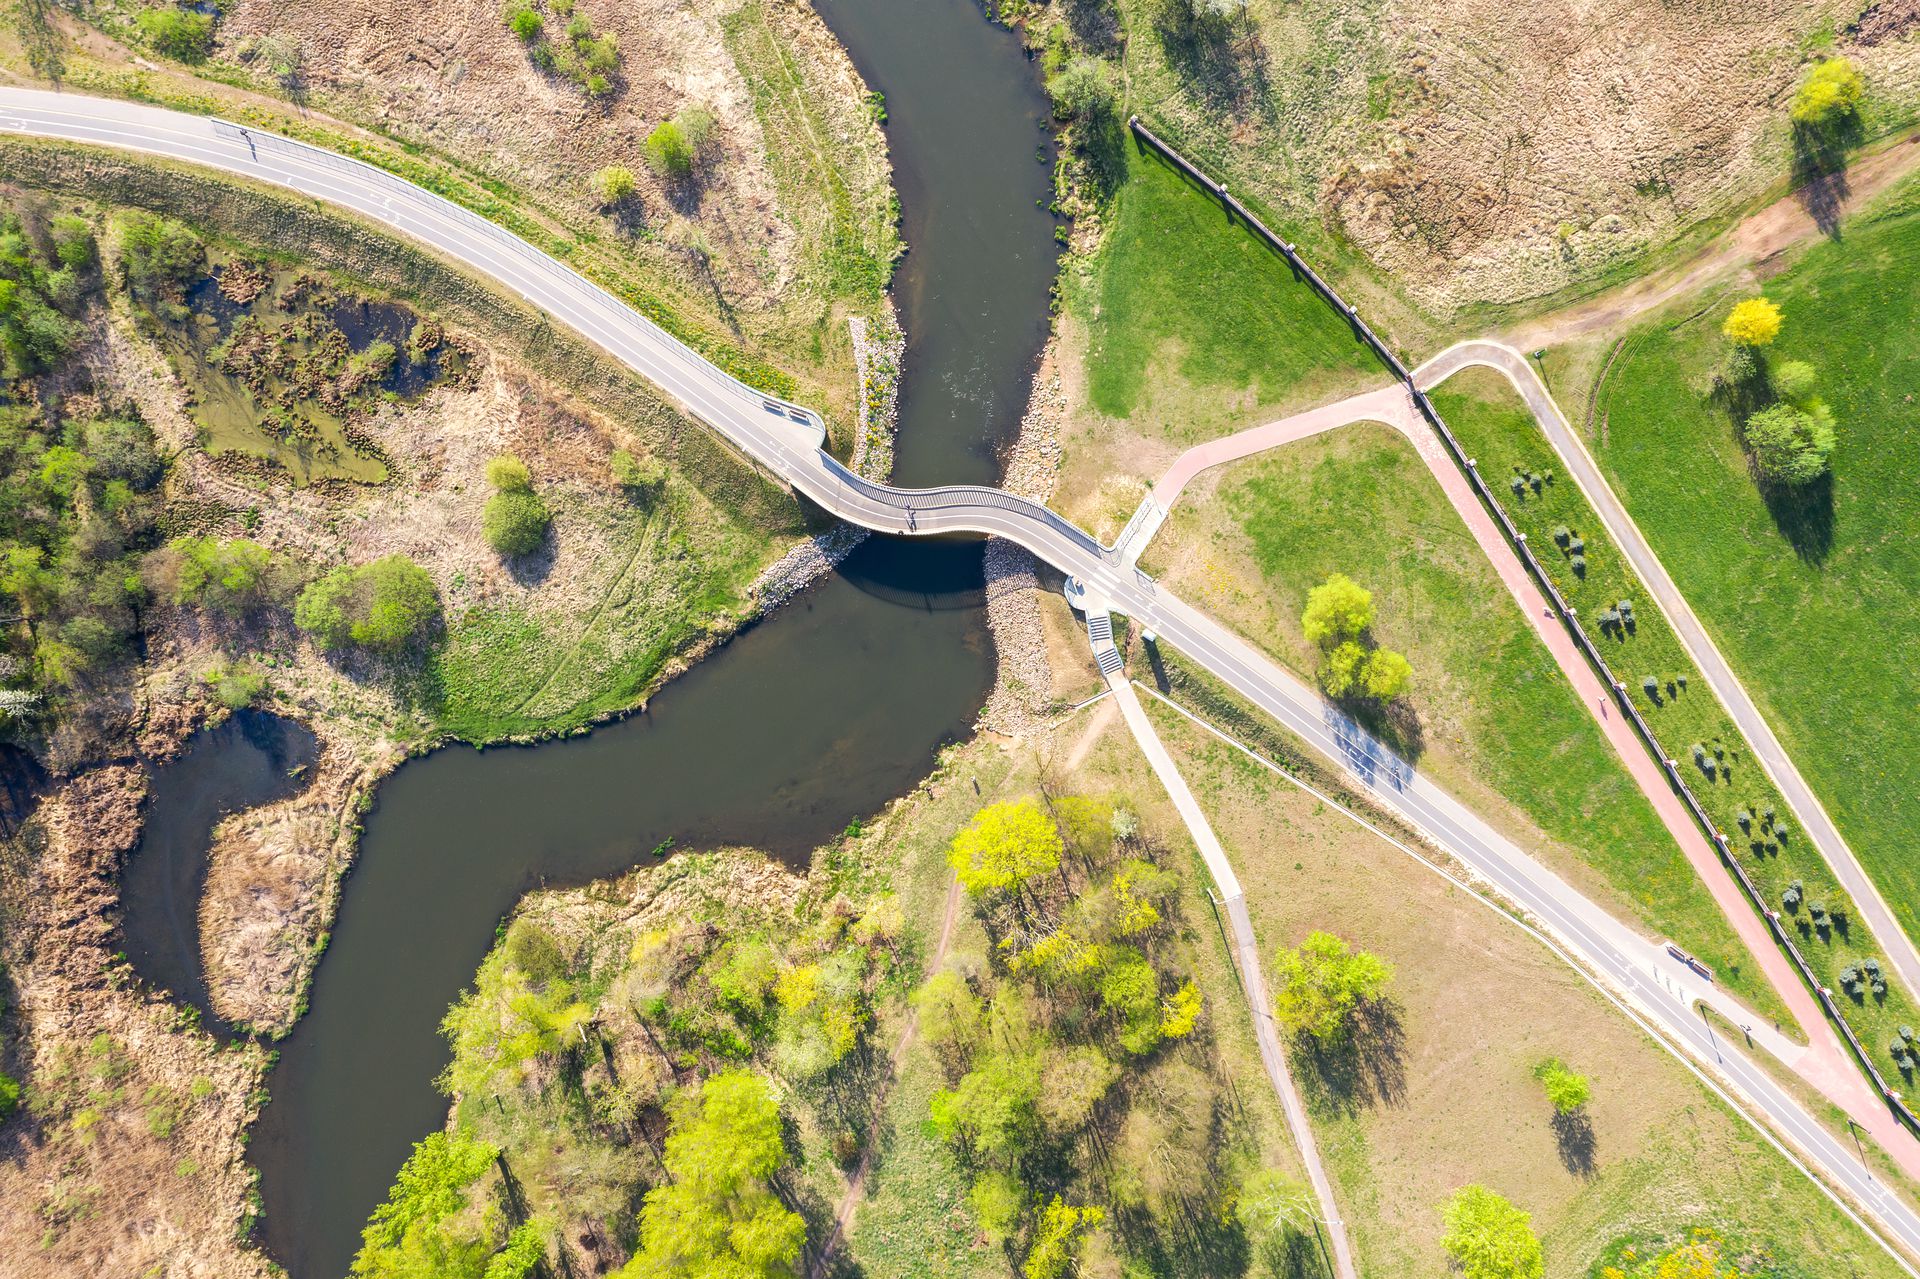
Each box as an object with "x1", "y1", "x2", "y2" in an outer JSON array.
[
  {"x1": 1138, "y1": 424, "x2": 1787, "y2": 1026},
  {"x1": 1586, "y1": 179, "x2": 1920, "y2": 943},
  {"x1": 1146, "y1": 695, "x2": 1910, "y2": 1279},
  {"x1": 1432, "y1": 365, "x2": 1920, "y2": 1084},
  {"x1": 1055, "y1": 141, "x2": 1386, "y2": 535}
]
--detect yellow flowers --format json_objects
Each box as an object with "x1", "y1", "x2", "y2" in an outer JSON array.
[
  {"x1": 774, "y1": 963, "x2": 820, "y2": 1013},
  {"x1": 1721, "y1": 297, "x2": 1782, "y2": 347}
]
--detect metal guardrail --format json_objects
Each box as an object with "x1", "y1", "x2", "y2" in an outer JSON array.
[{"x1": 1125, "y1": 116, "x2": 1920, "y2": 1134}]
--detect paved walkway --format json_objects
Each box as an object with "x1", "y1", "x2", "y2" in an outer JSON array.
[
  {"x1": 1128, "y1": 389, "x2": 1920, "y2": 1180},
  {"x1": 1417, "y1": 341, "x2": 1920, "y2": 1014},
  {"x1": 1089, "y1": 613, "x2": 1357, "y2": 1279}
]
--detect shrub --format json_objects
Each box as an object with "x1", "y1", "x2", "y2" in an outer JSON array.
[
  {"x1": 643, "y1": 121, "x2": 692, "y2": 177},
  {"x1": 590, "y1": 165, "x2": 637, "y2": 204},
  {"x1": 484, "y1": 489, "x2": 551, "y2": 556},
  {"x1": 294, "y1": 554, "x2": 440, "y2": 651},
  {"x1": 1533, "y1": 1057, "x2": 1591, "y2": 1114},
  {"x1": 1792, "y1": 57, "x2": 1865, "y2": 127},
  {"x1": 485, "y1": 453, "x2": 531, "y2": 491},
  {"x1": 506, "y1": 4, "x2": 542, "y2": 41},
  {"x1": 1046, "y1": 58, "x2": 1113, "y2": 121},
  {"x1": 1641, "y1": 675, "x2": 1659, "y2": 699},
  {"x1": 0, "y1": 1071, "x2": 18, "y2": 1119},
  {"x1": 1743, "y1": 403, "x2": 1836, "y2": 486},
  {"x1": 49, "y1": 216, "x2": 97, "y2": 270},
  {"x1": 1441, "y1": 1186, "x2": 1542, "y2": 1279},
  {"x1": 1551, "y1": 525, "x2": 1570, "y2": 547},
  {"x1": 1568, "y1": 554, "x2": 1586, "y2": 577},
  {"x1": 136, "y1": 7, "x2": 215, "y2": 61},
  {"x1": 610, "y1": 447, "x2": 667, "y2": 495},
  {"x1": 1772, "y1": 358, "x2": 1818, "y2": 405},
  {"x1": 1722, "y1": 297, "x2": 1782, "y2": 347},
  {"x1": 160, "y1": 536, "x2": 284, "y2": 615},
  {"x1": 205, "y1": 659, "x2": 268, "y2": 709}
]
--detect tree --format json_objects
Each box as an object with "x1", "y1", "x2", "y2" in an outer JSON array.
[
  {"x1": 1023, "y1": 1197, "x2": 1104, "y2": 1279},
  {"x1": 620, "y1": 1070, "x2": 804, "y2": 1279},
  {"x1": 49, "y1": 216, "x2": 97, "y2": 271},
  {"x1": 482, "y1": 454, "x2": 550, "y2": 555},
  {"x1": 1743, "y1": 403, "x2": 1836, "y2": 486},
  {"x1": 644, "y1": 121, "x2": 695, "y2": 178},
  {"x1": 968, "y1": 1172, "x2": 1023, "y2": 1244},
  {"x1": 1271, "y1": 930, "x2": 1393, "y2": 1041},
  {"x1": 1302, "y1": 572, "x2": 1373, "y2": 645},
  {"x1": 295, "y1": 554, "x2": 440, "y2": 651},
  {"x1": 948, "y1": 800, "x2": 1063, "y2": 897},
  {"x1": 1361, "y1": 647, "x2": 1413, "y2": 699},
  {"x1": 1721, "y1": 297, "x2": 1782, "y2": 347},
  {"x1": 929, "y1": 1050, "x2": 1042, "y2": 1159},
  {"x1": 1791, "y1": 57, "x2": 1865, "y2": 127},
  {"x1": 1533, "y1": 1057, "x2": 1591, "y2": 1115},
  {"x1": 1036, "y1": 1044, "x2": 1120, "y2": 1132},
  {"x1": 351, "y1": 1131, "x2": 499, "y2": 1278},
  {"x1": 1047, "y1": 58, "x2": 1113, "y2": 122},
  {"x1": 1440, "y1": 1186, "x2": 1543, "y2": 1279},
  {"x1": 1236, "y1": 1168, "x2": 1316, "y2": 1262},
  {"x1": 1772, "y1": 358, "x2": 1818, "y2": 405},
  {"x1": 160, "y1": 536, "x2": 283, "y2": 615},
  {"x1": 913, "y1": 970, "x2": 983, "y2": 1057},
  {"x1": 591, "y1": 165, "x2": 638, "y2": 204},
  {"x1": 136, "y1": 7, "x2": 216, "y2": 62}
]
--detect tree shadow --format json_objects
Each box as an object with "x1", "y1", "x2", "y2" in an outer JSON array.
[
  {"x1": 1550, "y1": 1108, "x2": 1597, "y2": 1177},
  {"x1": 1790, "y1": 117, "x2": 1864, "y2": 239},
  {"x1": 1062, "y1": 0, "x2": 1124, "y2": 55},
  {"x1": 1295, "y1": 1000, "x2": 1406, "y2": 1118},
  {"x1": 1150, "y1": 0, "x2": 1274, "y2": 121},
  {"x1": 1758, "y1": 468, "x2": 1834, "y2": 564}
]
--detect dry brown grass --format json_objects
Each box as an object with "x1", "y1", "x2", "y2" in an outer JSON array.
[
  {"x1": 1122, "y1": 0, "x2": 1920, "y2": 319},
  {"x1": 1148, "y1": 704, "x2": 1911, "y2": 1277}
]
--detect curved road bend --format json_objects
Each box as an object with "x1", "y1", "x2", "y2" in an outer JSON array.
[
  {"x1": 9, "y1": 90, "x2": 1920, "y2": 1265},
  {"x1": 1416, "y1": 343, "x2": 1920, "y2": 1008}
]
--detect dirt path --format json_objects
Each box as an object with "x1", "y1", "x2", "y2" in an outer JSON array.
[
  {"x1": 1510, "y1": 131, "x2": 1920, "y2": 350},
  {"x1": 806, "y1": 871, "x2": 963, "y2": 1279}
]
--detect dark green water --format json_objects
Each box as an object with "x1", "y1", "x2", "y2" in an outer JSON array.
[{"x1": 118, "y1": 2, "x2": 1058, "y2": 1275}]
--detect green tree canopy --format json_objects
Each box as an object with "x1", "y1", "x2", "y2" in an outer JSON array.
[
  {"x1": 351, "y1": 1131, "x2": 499, "y2": 1278},
  {"x1": 1235, "y1": 1167, "x2": 1316, "y2": 1261},
  {"x1": 1023, "y1": 1197, "x2": 1105, "y2": 1279},
  {"x1": 1271, "y1": 930, "x2": 1393, "y2": 1041},
  {"x1": 929, "y1": 1049, "x2": 1042, "y2": 1160},
  {"x1": 644, "y1": 122, "x2": 695, "y2": 178},
  {"x1": 1047, "y1": 58, "x2": 1113, "y2": 122},
  {"x1": 913, "y1": 969, "x2": 983, "y2": 1057},
  {"x1": 484, "y1": 488, "x2": 551, "y2": 556},
  {"x1": 1440, "y1": 1186, "x2": 1543, "y2": 1279},
  {"x1": 1302, "y1": 572, "x2": 1374, "y2": 646},
  {"x1": 619, "y1": 1070, "x2": 804, "y2": 1279},
  {"x1": 948, "y1": 799, "x2": 1064, "y2": 897},
  {"x1": 295, "y1": 554, "x2": 440, "y2": 651},
  {"x1": 1743, "y1": 403, "x2": 1836, "y2": 486},
  {"x1": 1533, "y1": 1057, "x2": 1591, "y2": 1115}
]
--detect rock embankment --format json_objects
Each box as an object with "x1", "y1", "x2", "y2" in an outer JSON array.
[{"x1": 980, "y1": 362, "x2": 1065, "y2": 738}]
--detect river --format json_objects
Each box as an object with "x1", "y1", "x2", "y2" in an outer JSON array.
[{"x1": 116, "y1": 2, "x2": 1060, "y2": 1276}]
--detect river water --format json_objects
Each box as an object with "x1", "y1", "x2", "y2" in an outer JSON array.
[{"x1": 116, "y1": 2, "x2": 1059, "y2": 1276}]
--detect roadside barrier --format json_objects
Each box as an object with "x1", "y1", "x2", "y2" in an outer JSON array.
[{"x1": 1126, "y1": 115, "x2": 1920, "y2": 1134}]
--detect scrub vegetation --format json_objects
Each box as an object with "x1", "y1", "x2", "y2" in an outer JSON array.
[
  {"x1": 1139, "y1": 424, "x2": 1781, "y2": 1021},
  {"x1": 1581, "y1": 173, "x2": 1920, "y2": 960}
]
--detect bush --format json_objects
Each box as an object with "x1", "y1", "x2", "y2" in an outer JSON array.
[
  {"x1": 160, "y1": 536, "x2": 284, "y2": 615},
  {"x1": 1047, "y1": 58, "x2": 1113, "y2": 122},
  {"x1": 294, "y1": 554, "x2": 440, "y2": 651},
  {"x1": 205, "y1": 659, "x2": 268, "y2": 709},
  {"x1": 506, "y1": 4, "x2": 542, "y2": 41},
  {"x1": 1533, "y1": 1057, "x2": 1591, "y2": 1114},
  {"x1": 483, "y1": 488, "x2": 551, "y2": 556},
  {"x1": 49, "y1": 216, "x2": 97, "y2": 271},
  {"x1": 1301, "y1": 572, "x2": 1373, "y2": 645},
  {"x1": 136, "y1": 7, "x2": 215, "y2": 62},
  {"x1": 610, "y1": 447, "x2": 667, "y2": 495},
  {"x1": 1772, "y1": 358, "x2": 1818, "y2": 405},
  {"x1": 1441, "y1": 1186, "x2": 1542, "y2": 1279},
  {"x1": 485, "y1": 453, "x2": 532, "y2": 492},
  {"x1": 1792, "y1": 57, "x2": 1865, "y2": 127},
  {"x1": 590, "y1": 165, "x2": 637, "y2": 205},
  {"x1": 643, "y1": 121, "x2": 694, "y2": 178},
  {"x1": 1743, "y1": 403, "x2": 1836, "y2": 486},
  {"x1": 0, "y1": 1070, "x2": 18, "y2": 1120}
]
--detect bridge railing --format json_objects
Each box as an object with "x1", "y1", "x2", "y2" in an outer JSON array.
[{"x1": 1126, "y1": 115, "x2": 1920, "y2": 1135}]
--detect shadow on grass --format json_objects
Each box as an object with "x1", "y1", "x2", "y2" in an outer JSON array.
[
  {"x1": 1791, "y1": 117, "x2": 1864, "y2": 239},
  {"x1": 1759, "y1": 469, "x2": 1834, "y2": 564},
  {"x1": 1296, "y1": 1000, "x2": 1406, "y2": 1118},
  {"x1": 1149, "y1": 0, "x2": 1274, "y2": 122},
  {"x1": 1550, "y1": 1107, "x2": 1597, "y2": 1177}
]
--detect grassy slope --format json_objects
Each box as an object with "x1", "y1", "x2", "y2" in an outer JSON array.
[
  {"x1": 1587, "y1": 178, "x2": 1920, "y2": 940},
  {"x1": 1433, "y1": 366, "x2": 1920, "y2": 1079},
  {"x1": 1075, "y1": 144, "x2": 1385, "y2": 430},
  {"x1": 1147, "y1": 696, "x2": 1906, "y2": 1279},
  {"x1": 1140, "y1": 425, "x2": 1784, "y2": 1024}
]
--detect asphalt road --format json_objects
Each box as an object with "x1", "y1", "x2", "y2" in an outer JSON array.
[
  {"x1": 1418, "y1": 343, "x2": 1920, "y2": 1014},
  {"x1": 7, "y1": 88, "x2": 1917, "y2": 1268}
]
